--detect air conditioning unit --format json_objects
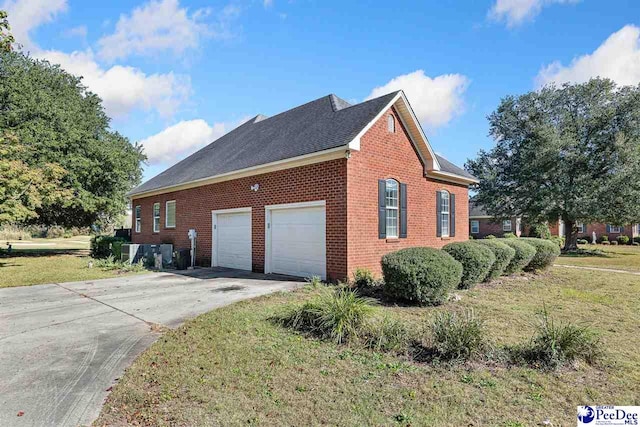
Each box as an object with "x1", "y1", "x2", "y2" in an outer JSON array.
[{"x1": 121, "y1": 243, "x2": 173, "y2": 267}]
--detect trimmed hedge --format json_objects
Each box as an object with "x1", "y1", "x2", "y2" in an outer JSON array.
[
  {"x1": 442, "y1": 242, "x2": 495, "y2": 289},
  {"x1": 476, "y1": 240, "x2": 516, "y2": 280},
  {"x1": 500, "y1": 238, "x2": 536, "y2": 275},
  {"x1": 521, "y1": 238, "x2": 561, "y2": 271},
  {"x1": 382, "y1": 247, "x2": 462, "y2": 306}
]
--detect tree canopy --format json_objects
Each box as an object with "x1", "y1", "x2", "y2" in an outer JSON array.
[
  {"x1": 0, "y1": 46, "x2": 146, "y2": 227},
  {"x1": 466, "y1": 78, "x2": 640, "y2": 250}
]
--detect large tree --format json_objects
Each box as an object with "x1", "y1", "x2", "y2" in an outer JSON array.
[
  {"x1": 0, "y1": 48, "x2": 146, "y2": 227},
  {"x1": 466, "y1": 78, "x2": 640, "y2": 251}
]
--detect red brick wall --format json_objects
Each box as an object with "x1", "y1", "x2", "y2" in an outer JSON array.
[
  {"x1": 469, "y1": 217, "x2": 520, "y2": 239},
  {"x1": 346, "y1": 106, "x2": 469, "y2": 278},
  {"x1": 132, "y1": 159, "x2": 348, "y2": 280}
]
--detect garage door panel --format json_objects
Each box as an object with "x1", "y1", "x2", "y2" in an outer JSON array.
[
  {"x1": 214, "y1": 211, "x2": 252, "y2": 271},
  {"x1": 269, "y1": 205, "x2": 326, "y2": 279}
]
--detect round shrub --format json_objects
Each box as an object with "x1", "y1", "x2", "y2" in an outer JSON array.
[
  {"x1": 475, "y1": 240, "x2": 516, "y2": 281},
  {"x1": 617, "y1": 235, "x2": 629, "y2": 245},
  {"x1": 521, "y1": 238, "x2": 561, "y2": 271},
  {"x1": 382, "y1": 247, "x2": 462, "y2": 306},
  {"x1": 442, "y1": 242, "x2": 495, "y2": 289},
  {"x1": 500, "y1": 239, "x2": 536, "y2": 275}
]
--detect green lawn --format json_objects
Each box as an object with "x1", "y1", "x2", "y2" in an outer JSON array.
[
  {"x1": 555, "y1": 244, "x2": 640, "y2": 272},
  {"x1": 0, "y1": 236, "x2": 143, "y2": 288},
  {"x1": 95, "y1": 267, "x2": 640, "y2": 426}
]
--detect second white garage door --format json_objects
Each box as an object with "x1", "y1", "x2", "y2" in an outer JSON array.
[
  {"x1": 212, "y1": 209, "x2": 252, "y2": 271},
  {"x1": 266, "y1": 202, "x2": 326, "y2": 280}
]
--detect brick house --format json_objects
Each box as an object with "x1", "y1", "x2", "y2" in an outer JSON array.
[
  {"x1": 128, "y1": 91, "x2": 477, "y2": 281},
  {"x1": 468, "y1": 201, "x2": 522, "y2": 238},
  {"x1": 549, "y1": 221, "x2": 640, "y2": 242}
]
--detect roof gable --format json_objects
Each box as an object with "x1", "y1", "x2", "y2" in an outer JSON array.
[{"x1": 129, "y1": 91, "x2": 475, "y2": 197}]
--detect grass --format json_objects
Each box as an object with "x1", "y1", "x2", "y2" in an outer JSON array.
[
  {"x1": 96, "y1": 267, "x2": 640, "y2": 426},
  {"x1": 0, "y1": 236, "x2": 146, "y2": 288},
  {"x1": 556, "y1": 244, "x2": 640, "y2": 272}
]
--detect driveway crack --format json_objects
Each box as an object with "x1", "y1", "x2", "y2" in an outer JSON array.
[{"x1": 53, "y1": 282, "x2": 166, "y2": 330}]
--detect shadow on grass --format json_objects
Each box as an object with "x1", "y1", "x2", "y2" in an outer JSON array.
[
  {"x1": 0, "y1": 248, "x2": 88, "y2": 260},
  {"x1": 560, "y1": 248, "x2": 610, "y2": 258}
]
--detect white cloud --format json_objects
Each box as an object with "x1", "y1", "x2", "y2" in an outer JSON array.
[
  {"x1": 488, "y1": 0, "x2": 579, "y2": 28},
  {"x1": 263, "y1": 0, "x2": 273, "y2": 7},
  {"x1": 1, "y1": 0, "x2": 67, "y2": 49},
  {"x1": 37, "y1": 49, "x2": 191, "y2": 118},
  {"x1": 63, "y1": 25, "x2": 87, "y2": 39},
  {"x1": 536, "y1": 25, "x2": 640, "y2": 87},
  {"x1": 140, "y1": 119, "x2": 228, "y2": 164},
  {"x1": 97, "y1": 0, "x2": 238, "y2": 62},
  {"x1": 365, "y1": 70, "x2": 470, "y2": 129}
]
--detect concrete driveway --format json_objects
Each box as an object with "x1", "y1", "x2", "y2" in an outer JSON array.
[{"x1": 0, "y1": 269, "x2": 301, "y2": 427}]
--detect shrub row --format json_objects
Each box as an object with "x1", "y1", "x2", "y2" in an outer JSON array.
[{"x1": 379, "y1": 238, "x2": 558, "y2": 306}]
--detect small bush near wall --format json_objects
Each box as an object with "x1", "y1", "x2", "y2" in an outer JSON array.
[
  {"x1": 381, "y1": 247, "x2": 462, "y2": 306},
  {"x1": 475, "y1": 240, "x2": 516, "y2": 280},
  {"x1": 443, "y1": 242, "x2": 495, "y2": 289},
  {"x1": 485, "y1": 235, "x2": 496, "y2": 239},
  {"x1": 617, "y1": 235, "x2": 630, "y2": 245},
  {"x1": 352, "y1": 268, "x2": 378, "y2": 288},
  {"x1": 500, "y1": 239, "x2": 537, "y2": 275},
  {"x1": 91, "y1": 235, "x2": 127, "y2": 259},
  {"x1": 576, "y1": 238, "x2": 588, "y2": 245},
  {"x1": 521, "y1": 238, "x2": 561, "y2": 271},
  {"x1": 598, "y1": 235, "x2": 609, "y2": 243},
  {"x1": 503, "y1": 233, "x2": 517, "y2": 239}
]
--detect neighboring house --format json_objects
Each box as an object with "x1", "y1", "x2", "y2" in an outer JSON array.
[
  {"x1": 128, "y1": 91, "x2": 477, "y2": 280},
  {"x1": 468, "y1": 201, "x2": 522, "y2": 238},
  {"x1": 549, "y1": 221, "x2": 640, "y2": 241}
]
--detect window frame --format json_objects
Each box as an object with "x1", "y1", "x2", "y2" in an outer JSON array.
[
  {"x1": 470, "y1": 220, "x2": 479, "y2": 234},
  {"x1": 576, "y1": 222, "x2": 585, "y2": 233},
  {"x1": 385, "y1": 179, "x2": 399, "y2": 238},
  {"x1": 135, "y1": 205, "x2": 141, "y2": 233},
  {"x1": 165, "y1": 200, "x2": 176, "y2": 228},
  {"x1": 153, "y1": 202, "x2": 160, "y2": 233},
  {"x1": 503, "y1": 219, "x2": 512, "y2": 232},
  {"x1": 609, "y1": 224, "x2": 621, "y2": 233},
  {"x1": 440, "y1": 190, "x2": 450, "y2": 238},
  {"x1": 387, "y1": 114, "x2": 395, "y2": 133}
]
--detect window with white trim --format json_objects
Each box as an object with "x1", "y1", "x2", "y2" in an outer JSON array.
[
  {"x1": 135, "y1": 205, "x2": 141, "y2": 233},
  {"x1": 470, "y1": 220, "x2": 479, "y2": 234},
  {"x1": 385, "y1": 179, "x2": 399, "y2": 238},
  {"x1": 576, "y1": 222, "x2": 585, "y2": 233},
  {"x1": 440, "y1": 190, "x2": 450, "y2": 237},
  {"x1": 165, "y1": 200, "x2": 176, "y2": 228},
  {"x1": 387, "y1": 115, "x2": 395, "y2": 133},
  {"x1": 609, "y1": 225, "x2": 621, "y2": 233},
  {"x1": 153, "y1": 203, "x2": 160, "y2": 233},
  {"x1": 503, "y1": 219, "x2": 512, "y2": 232}
]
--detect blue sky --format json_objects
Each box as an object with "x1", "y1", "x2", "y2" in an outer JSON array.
[{"x1": 3, "y1": 0, "x2": 639, "y2": 182}]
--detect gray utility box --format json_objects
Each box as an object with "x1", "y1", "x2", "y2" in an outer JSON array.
[{"x1": 121, "y1": 244, "x2": 173, "y2": 267}]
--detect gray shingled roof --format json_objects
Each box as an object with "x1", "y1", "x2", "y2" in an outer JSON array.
[
  {"x1": 435, "y1": 154, "x2": 476, "y2": 180},
  {"x1": 469, "y1": 200, "x2": 489, "y2": 217},
  {"x1": 129, "y1": 91, "x2": 473, "y2": 196}
]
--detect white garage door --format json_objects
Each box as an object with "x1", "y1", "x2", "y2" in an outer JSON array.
[
  {"x1": 213, "y1": 210, "x2": 252, "y2": 271},
  {"x1": 268, "y1": 204, "x2": 326, "y2": 279}
]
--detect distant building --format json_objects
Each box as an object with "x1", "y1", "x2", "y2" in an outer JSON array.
[{"x1": 468, "y1": 201, "x2": 522, "y2": 238}]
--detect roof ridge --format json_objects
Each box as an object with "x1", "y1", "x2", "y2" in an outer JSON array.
[{"x1": 329, "y1": 94, "x2": 351, "y2": 111}]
